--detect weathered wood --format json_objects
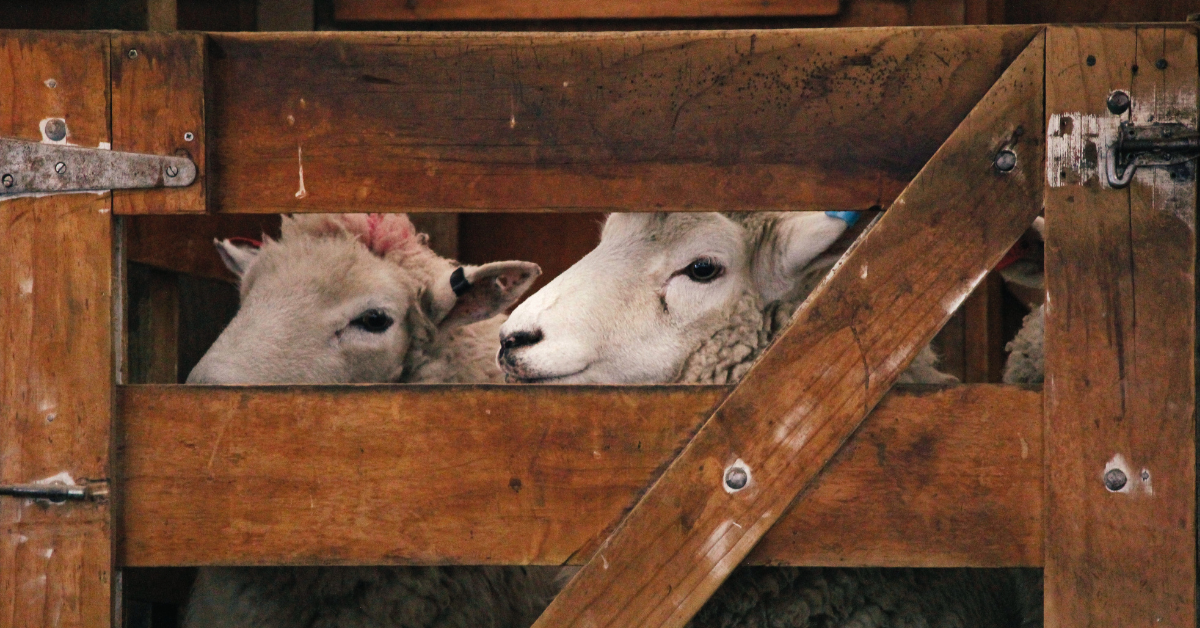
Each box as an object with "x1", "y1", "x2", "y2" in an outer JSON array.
[
  {"x1": 1044, "y1": 25, "x2": 1197, "y2": 628},
  {"x1": 125, "y1": 214, "x2": 280, "y2": 282},
  {"x1": 333, "y1": 0, "x2": 840, "y2": 21},
  {"x1": 117, "y1": 384, "x2": 1041, "y2": 567},
  {"x1": 204, "y1": 26, "x2": 1040, "y2": 213},
  {"x1": 533, "y1": 33, "x2": 1044, "y2": 628},
  {"x1": 0, "y1": 32, "x2": 114, "y2": 628},
  {"x1": 126, "y1": 264, "x2": 180, "y2": 384},
  {"x1": 112, "y1": 32, "x2": 206, "y2": 214},
  {"x1": 963, "y1": 271, "x2": 1006, "y2": 383}
]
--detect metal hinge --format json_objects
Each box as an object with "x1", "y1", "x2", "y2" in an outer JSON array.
[
  {"x1": 0, "y1": 137, "x2": 196, "y2": 196},
  {"x1": 1106, "y1": 121, "x2": 1200, "y2": 188},
  {"x1": 0, "y1": 480, "x2": 109, "y2": 503}
]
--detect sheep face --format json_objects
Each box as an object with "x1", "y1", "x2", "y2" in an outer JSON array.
[
  {"x1": 498, "y1": 212, "x2": 849, "y2": 384},
  {"x1": 187, "y1": 214, "x2": 540, "y2": 385}
]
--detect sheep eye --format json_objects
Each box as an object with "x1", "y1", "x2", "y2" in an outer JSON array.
[
  {"x1": 683, "y1": 258, "x2": 723, "y2": 283},
  {"x1": 350, "y1": 309, "x2": 394, "y2": 333}
]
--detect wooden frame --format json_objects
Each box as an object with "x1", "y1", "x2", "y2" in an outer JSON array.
[{"x1": 0, "y1": 23, "x2": 1195, "y2": 628}]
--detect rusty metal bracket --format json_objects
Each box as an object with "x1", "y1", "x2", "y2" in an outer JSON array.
[
  {"x1": 1106, "y1": 122, "x2": 1200, "y2": 187},
  {"x1": 0, "y1": 137, "x2": 196, "y2": 196}
]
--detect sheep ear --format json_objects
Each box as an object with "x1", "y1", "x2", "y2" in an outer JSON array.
[
  {"x1": 752, "y1": 212, "x2": 853, "y2": 303},
  {"x1": 215, "y1": 238, "x2": 260, "y2": 278},
  {"x1": 426, "y1": 261, "x2": 542, "y2": 329}
]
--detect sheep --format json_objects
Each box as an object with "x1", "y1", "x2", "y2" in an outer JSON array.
[
  {"x1": 498, "y1": 211, "x2": 1041, "y2": 628},
  {"x1": 183, "y1": 212, "x2": 560, "y2": 628}
]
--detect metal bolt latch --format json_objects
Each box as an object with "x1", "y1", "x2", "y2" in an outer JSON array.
[
  {"x1": 0, "y1": 482, "x2": 107, "y2": 503},
  {"x1": 1105, "y1": 121, "x2": 1200, "y2": 188},
  {"x1": 1104, "y1": 468, "x2": 1127, "y2": 492}
]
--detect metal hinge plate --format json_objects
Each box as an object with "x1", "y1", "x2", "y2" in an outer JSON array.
[{"x1": 0, "y1": 137, "x2": 196, "y2": 197}]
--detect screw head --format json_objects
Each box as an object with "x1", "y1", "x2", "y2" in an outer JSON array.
[
  {"x1": 724, "y1": 465, "x2": 749, "y2": 491},
  {"x1": 44, "y1": 118, "x2": 67, "y2": 142},
  {"x1": 1156, "y1": 58, "x2": 1168, "y2": 70},
  {"x1": 165, "y1": 165, "x2": 179, "y2": 178},
  {"x1": 1106, "y1": 90, "x2": 1131, "y2": 115},
  {"x1": 2, "y1": 173, "x2": 13, "y2": 188},
  {"x1": 54, "y1": 162, "x2": 66, "y2": 174},
  {"x1": 1104, "y1": 468, "x2": 1127, "y2": 491},
  {"x1": 183, "y1": 131, "x2": 195, "y2": 142},
  {"x1": 1086, "y1": 55, "x2": 1096, "y2": 66},
  {"x1": 994, "y1": 149, "x2": 1017, "y2": 172},
  {"x1": 127, "y1": 49, "x2": 138, "y2": 59}
]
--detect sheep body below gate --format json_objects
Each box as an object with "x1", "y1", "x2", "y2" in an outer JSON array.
[{"x1": 183, "y1": 213, "x2": 558, "y2": 628}]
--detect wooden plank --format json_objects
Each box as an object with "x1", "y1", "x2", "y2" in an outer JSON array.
[
  {"x1": 204, "y1": 26, "x2": 1040, "y2": 213},
  {"x1": 333, "y1": 0, "x2": 840, "y2": 21},
  {"x1": 962, "y1": 271, "x2": 1006, "y2": 383},
  {"x1": 533, "y1": 33, "x2": 1045, "y2": 628},
  {"x1": 112, "y1": 32, "x2": 206, "y2": 214},
  {"x1": 1044, "y1": 25, "x2": 1197, "y2": 628},
  {"x1": 117, "y1": 384, "x2": 1041, "y2": 567},
  {"x1": 125, "y1": 214, "x2": 280, "y2": 282},
  {"x1": 0, "y1": 32, "x2": 114, "y2": 628}
]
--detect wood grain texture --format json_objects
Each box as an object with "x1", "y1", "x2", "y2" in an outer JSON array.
[
  {"x1": 112, "y1": 32, "x2": 206, "y2": 214},
  {"x1": 0, "y1": 32, "x2": 114, "y2": 628},
  {"x1": 125, "y1": 214, "x2": 281, "y2": 283},
  {"x1": 533, "y1": 33, "x2": 1045, "y2": 628},
  {"x1": 117, "y1": 384, "x2": 1041, "y2": 568},
  {"x1": 333, "y1": 0, "x2": 840, "y2": 21},
  {"x1": 1044, "y1": 26, "x2": 1197, "y2": 628},
  {"x1": 204, "y1": 26, "x2": 1040, "y2": 213}
]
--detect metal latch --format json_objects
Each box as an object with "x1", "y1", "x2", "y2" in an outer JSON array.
[
  {"x1": 1106, "y1": 122, "x2": 1200, "y2": 188},
  {"x1": 0, "y1": 481, "x2": 108, "y2": 503},
  {"x1": 0, "y1": 137, "x2": 196, "y2": 196}
]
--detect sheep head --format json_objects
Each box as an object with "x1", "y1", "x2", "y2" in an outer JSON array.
[
  {"x1": 188, "y1": 213, "x2": 540, "y2": 384},
  {"x1": 498, "y1": 212, "x2": 850, "y2": 384}
]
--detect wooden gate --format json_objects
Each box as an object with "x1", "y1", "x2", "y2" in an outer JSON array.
[{"x1": 0, "y1": 24, "x2": 1194, "y2": 628}]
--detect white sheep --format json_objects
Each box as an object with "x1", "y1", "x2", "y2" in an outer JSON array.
[
  {"x1": 184, "y1": 213, "x2": 559, "y2": 628},
  {"x1": 499, "y1": 211, "x2": 1041, "y2": 628}
]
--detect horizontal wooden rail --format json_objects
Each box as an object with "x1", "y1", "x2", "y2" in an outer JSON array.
[
  {"x1": 334, "y1": 0, "x2": 841, "y2": 21},
  {"x1": 119, "y1": 384, "x2": 1042, "y2": 567},
  {"x1": 195, "y1": 26, "x2": 1042, "y2": 214}
]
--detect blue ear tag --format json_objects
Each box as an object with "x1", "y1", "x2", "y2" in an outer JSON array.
[{"x1": 824, "y1": 211, "x2": 861, "y2": 226}]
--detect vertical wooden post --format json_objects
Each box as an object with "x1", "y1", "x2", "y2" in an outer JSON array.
[
  {"x1": 0, "y1": 33, "x2": 115, "y2": 628},
  {"x1": 1044, "y1": 25, "x2": 1197, "y2": 627}
]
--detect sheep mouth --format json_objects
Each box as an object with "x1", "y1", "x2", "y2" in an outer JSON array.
[{"x1": 506, "y1": 366, "x2": 590, "y2": 384}]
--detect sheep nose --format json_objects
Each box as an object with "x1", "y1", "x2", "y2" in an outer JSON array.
[{"x1": 501, "y1": 329, "x2": 544, "y2": 351}]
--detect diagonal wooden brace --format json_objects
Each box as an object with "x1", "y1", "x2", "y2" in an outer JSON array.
[{"x1": 532, "y1": 31, "x2": 1046, "y2": 628}]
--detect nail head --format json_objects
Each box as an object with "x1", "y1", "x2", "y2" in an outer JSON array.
[
  {"x1": 2, "y1": 174, "x2": 13, "y2": 188},
  {"x1": 127, "y1": 49, "x2": 138, "y2": 59},
  {"x1": 724, "y1": 466, "x2": 749, "y2": 491},
  {"x1": 1106, "y1": 91, "x2": 1130, "y2": 115},
  {"x1": 1104, "y1": 468, "x2": 1127, "y2": 491},
  {"x1": 1156, "y1": 58, "x2": 1168, "y2": 70},
  {"x1": 994, "y1": 149, "x2": 1017, "y2": 172},
  {"x1": 183, "y1": 132, "x2": 195, "y2": 142},
  {"x1": 1086, "y1": 55, "x2": 1096, "y2": 66},
  {"x1": 44, "y1": 118, "x2": 67, "y2": 142},
  {"x1": 54, "y1": 162, "x2": 66, "y2": 174}
]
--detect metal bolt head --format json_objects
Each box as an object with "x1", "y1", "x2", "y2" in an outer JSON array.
[
  {"x1": 1086, "y1": 55, "x2": 1096, "y2": 66},
  {"x1": 127, "y1": 49, "x2": 138, "y2": 59},
  {"x1": 724, "y1": 466, "x2": 748, "y2": 491},
  {"x1": 44, "y1": 118, "x2": 67, "y2": 142},
  {"x1": 1, "y1": 174, "x2": 12, "y2": 188},
  {"x1": 1106, "y1": 90, "x2": 1130, "y2": 115},
  {"x1": 1104, "y1": 468, "x2": 1127, "y2": 491},
  {"x1": 1156, "y1": 58, "x2": 1168, "y2": 70},
  {"x1": 165, "y1": 165, "x2": 179, "y2": 178},
  {"x1": 183, "y1": 132, "x2": 195, "y2": 142},
  {"x1": 994, "y1": 149, "x2": 1017, "y2": 172},
  {"x1": 54, "y1": 162, "x2": 66, "y2": 174}
]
